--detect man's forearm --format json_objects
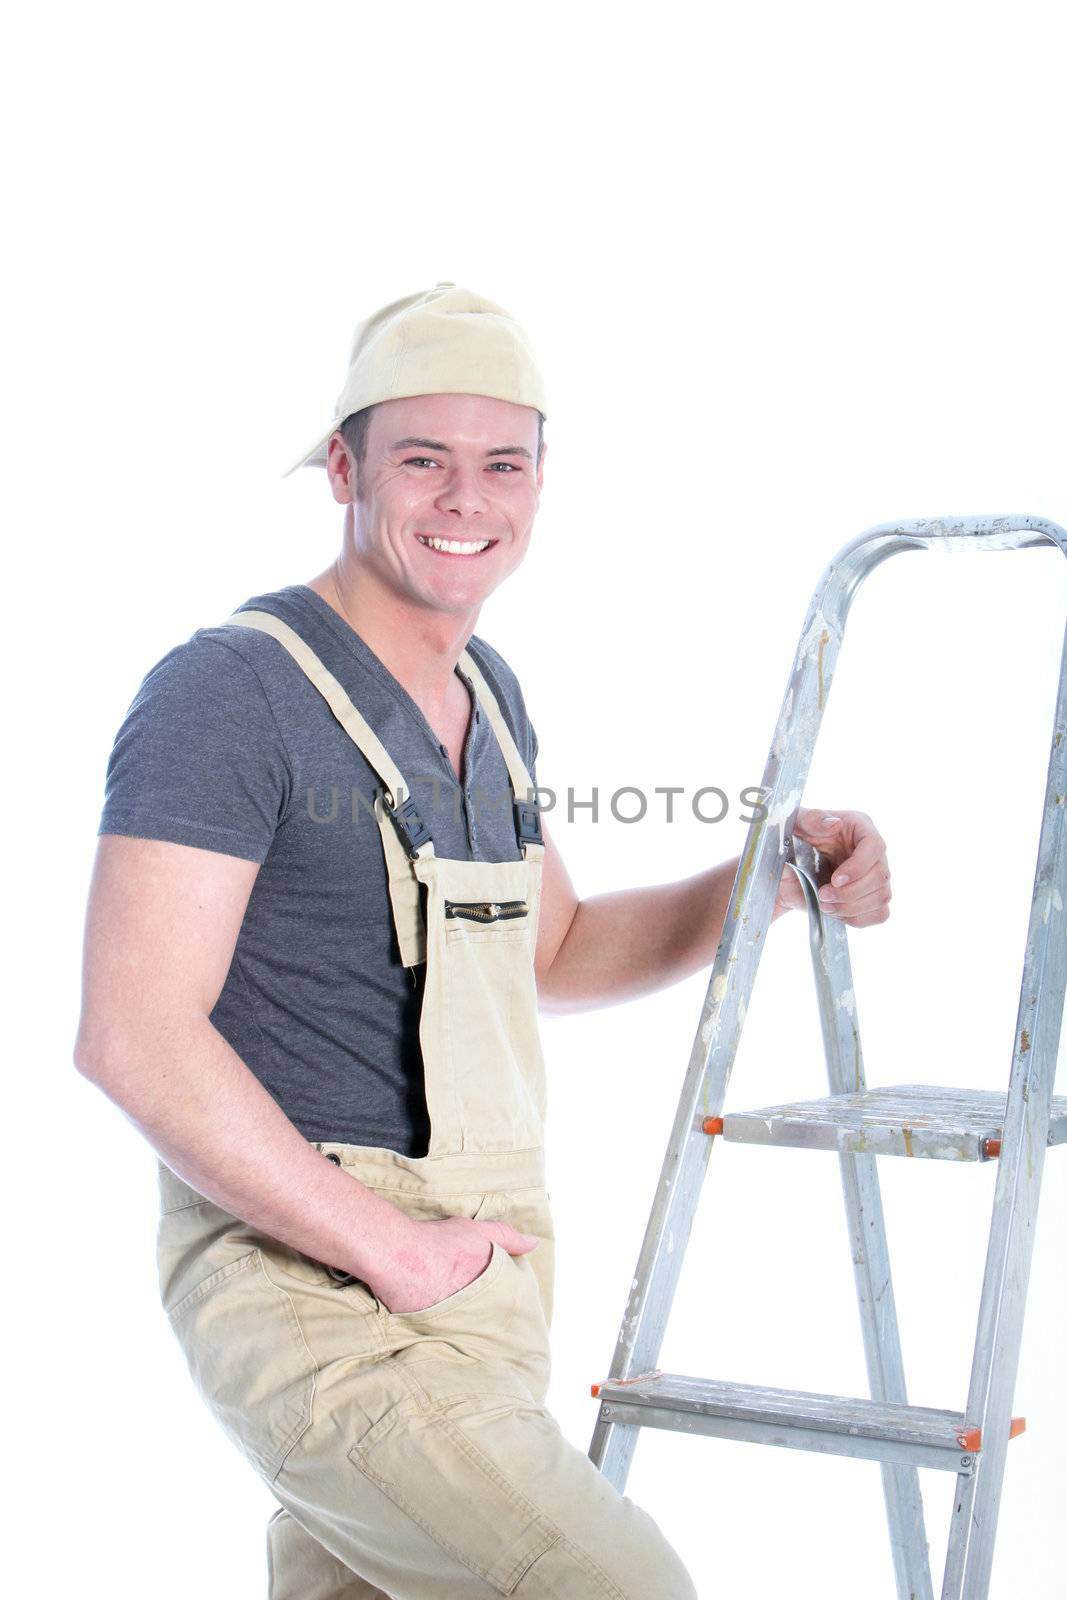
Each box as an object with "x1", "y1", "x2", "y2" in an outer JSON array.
[
  {"x1": 75, "y1": 1016, "x2": 416, "y2": 1278},
  {"x1": 538, "y1": 853, "x2": 789, "y2": 1014}
]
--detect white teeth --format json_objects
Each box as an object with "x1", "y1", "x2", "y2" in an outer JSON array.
[{"x1": 417, "y1": 535, "x2": 491, "y2": 555}]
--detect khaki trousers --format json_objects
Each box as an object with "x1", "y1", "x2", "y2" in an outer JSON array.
[{"x1": 158, "y1": 1142, "x2": 698, "y2": 1599}]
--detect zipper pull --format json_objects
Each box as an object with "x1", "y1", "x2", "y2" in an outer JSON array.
[{"x1": 443, "y1": 898, "x2": 529, "y2": 923}]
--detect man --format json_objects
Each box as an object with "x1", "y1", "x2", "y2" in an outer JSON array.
[{"x1": 75, "y1": 282, "x2": 891, "y2": 1599}]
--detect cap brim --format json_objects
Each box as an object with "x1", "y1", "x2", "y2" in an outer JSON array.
[{"x1": 282, "y1": 424, "x2": 339, "y2": 478}]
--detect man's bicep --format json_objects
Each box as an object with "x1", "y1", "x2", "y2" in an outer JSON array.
[
  {"x1": 534, "y1": 816, "x2": 579, "y2": 985},
  {"x1": 75, "y1": 834, "x2": 260, "y2": 1074},
  {"x1": 97, "y1": 634, "x2": 292, "y2": 865}
]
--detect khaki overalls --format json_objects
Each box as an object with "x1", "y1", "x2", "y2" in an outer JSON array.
[{"x1": 155, "y1": 611, "x2": 697, "y2": 1600}]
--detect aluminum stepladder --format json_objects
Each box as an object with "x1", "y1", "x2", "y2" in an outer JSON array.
[{"x1": 588, "y1": 515, "x2": 1067, "y2": 1599}]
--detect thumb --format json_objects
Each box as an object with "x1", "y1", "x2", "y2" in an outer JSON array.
[
  {"x1": 795, "y1": 811, "x2": 842, "y2": 837},
  {"x1": 500, "y1": 1223, "x2": 540, "y2": 1254},
  {"x1": 480, "y1": 1217, "x2": 540, "y2": 1253}
]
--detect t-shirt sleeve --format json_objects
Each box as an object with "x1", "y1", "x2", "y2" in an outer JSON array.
[{"x1": 97, "y1": 634, "x2": 294, "y2": 864}]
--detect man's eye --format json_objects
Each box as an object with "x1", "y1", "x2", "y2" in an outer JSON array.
[{"x1": 402, "y1": 456, "x2": 520, "y2": 472}]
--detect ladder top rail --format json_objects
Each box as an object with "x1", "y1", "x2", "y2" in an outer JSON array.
[{"x1": 809, "y1": 514, "x2": 1067, "y2": 630}]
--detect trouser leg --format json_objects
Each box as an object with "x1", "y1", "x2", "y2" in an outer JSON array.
[
  {"x1": 163, "y1": 1175, "x2": 696, "y2": 1598},
  {"x1": 266, "y1": 1504, "x2": 391, "y2": 1599},
  {"x1": 267, "y1": 1203, "x2": 697, "y2": 1598},
  {"x1": 275, "y1": 1355, "x2": 699, "y2": 1600}
]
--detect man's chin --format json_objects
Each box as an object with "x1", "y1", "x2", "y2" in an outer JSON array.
[
  {"x1": 414, "y1": 567, "x2": 517, "y2": 614},
  {"x1": 403, "y1": 579, "x2": 489, "y2": 619}
]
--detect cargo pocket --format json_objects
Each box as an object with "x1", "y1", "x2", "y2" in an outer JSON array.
[
  {"x1": 390, "y1": 1236, "x2": 509, "y2": 1320},
  {"x1": 348, "y1": 1393, "x2": 561, "y2": 1593},
  {"x1": 383, "y1": 1189, "x2": 506, "y2": 1320},
  {"x1": 166, "y1": 1247, "x2": 316, "y2": 1483},
  {"x1": 442, "y1": 921, "x2": 527, "y2": 1054}
]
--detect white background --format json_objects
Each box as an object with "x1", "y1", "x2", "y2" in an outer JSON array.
[{"x1": 6, "y1": 2, "x2": 1066, "y2": 1595}]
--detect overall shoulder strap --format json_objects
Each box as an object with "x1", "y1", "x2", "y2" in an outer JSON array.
[
  {"x1": 220, "y1": 609, "x2": 429, "y2": 966},
  {"x1": 458, "y1": 648, "x2": 544, "y2": 857}
]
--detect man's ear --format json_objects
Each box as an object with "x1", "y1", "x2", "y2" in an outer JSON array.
[
  {"x1": 535, "y1": 439, "x2": 547, "y2": 493},
  {"x1": 325, "y1": 432, "x2": 356, "y2": 506}
]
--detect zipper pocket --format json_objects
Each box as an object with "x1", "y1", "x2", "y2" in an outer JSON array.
[{"x1": 444, "y1": 898, "x2": 529, "y2": 924}]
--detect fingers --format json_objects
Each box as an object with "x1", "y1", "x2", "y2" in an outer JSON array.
[
  {"x1": 819, "y1": 869, "x2": 892, "y2": 924},
  {"x1": 828, "y1": 817, "x2": 885, "y2": 889},
  {"x1": 820, "y1": 850, "x2": 890, "y2": 903},
  {"x1": 794, "y1": 808, "x2": 891, "y2": 926},
  {"x1": 794, "y1": 809, "x2": 879, "y2": 884}
]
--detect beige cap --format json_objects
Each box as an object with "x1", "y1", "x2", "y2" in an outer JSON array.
[{"x1": 284, "y1": 281, "x2": 547, "y2": 476}]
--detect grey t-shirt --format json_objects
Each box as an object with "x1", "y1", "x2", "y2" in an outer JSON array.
[{"x1": 97, "y1": 583, "x2": 540, "y2": 1155}]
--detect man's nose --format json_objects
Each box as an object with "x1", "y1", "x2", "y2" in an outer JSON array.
[{"x1": 434, "y1": 462, "x2": 490, "y2": 518}]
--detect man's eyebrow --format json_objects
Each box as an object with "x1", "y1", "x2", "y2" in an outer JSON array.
[{"x1": 390, "y1": 436, "x2": 533, "y2": 460}]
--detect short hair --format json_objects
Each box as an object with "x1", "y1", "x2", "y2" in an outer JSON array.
[{"x1": 338, "y1": 405, "x2": 545, "y2": 471}]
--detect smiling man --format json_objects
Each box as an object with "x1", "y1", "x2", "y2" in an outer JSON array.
[{"x1": 75, "y1": 282, "x2": 890, "y2": 1600}]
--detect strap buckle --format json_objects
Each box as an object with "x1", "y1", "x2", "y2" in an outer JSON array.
[
  {"x1": 513, "y1": 794, "x2": 543, "y2": 846},
  {"x1": 389, "y1": 795, "x2": 433, "y2": 858}
]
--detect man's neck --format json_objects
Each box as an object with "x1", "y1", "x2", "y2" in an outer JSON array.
[{"x1": 303, "y1": 562, "x2": 476, "y2": 716}]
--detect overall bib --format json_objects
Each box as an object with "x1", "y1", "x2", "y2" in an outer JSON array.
[{"x1": 155, "y1": 611, "x2": 697, "y2": 1600}]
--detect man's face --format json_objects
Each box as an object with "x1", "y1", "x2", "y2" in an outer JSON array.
[{"x1": 325, "y1": 392, "x2": 544, "y2": 616}]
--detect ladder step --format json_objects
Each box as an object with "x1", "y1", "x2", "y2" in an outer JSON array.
[
  {"x1": 591, "y1": 1372, "x2": 1025, "y2": 1475},
  {"x1": 718, "y1": 1083, "x2": 1067, "y2": 1161}
]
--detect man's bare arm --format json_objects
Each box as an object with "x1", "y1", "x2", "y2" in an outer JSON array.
[
  {"x1": 73, "y1": 835, "x2": 425, "y2": 1284},
  {"x1": 534, "y1": 819, "x2": 763, "y2": 1014},
  {"x1": 534, "y1": 807, "x2": 891, "y2": 1014}
]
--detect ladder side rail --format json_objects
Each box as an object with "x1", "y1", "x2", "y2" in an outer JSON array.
[
  {"x1": 942, "y1": 608, "x2": 1067, "y2": 1599},
  {"x1": 791, "y1": 840, "x2": 933, "y2": 1600},
  {"x1": 590, "y1": 523, "x2": 924, "y2": 1485}
]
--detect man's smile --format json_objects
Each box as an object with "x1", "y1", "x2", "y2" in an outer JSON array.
[{"x1": 414, "y1": 534, "x2": 498, "y2": 557}]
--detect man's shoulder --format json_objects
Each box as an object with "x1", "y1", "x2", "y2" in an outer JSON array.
[
  {"x1": 107, "y1": 586, "x2": 321, "y2": 759},
  {"x1": 98, "y1": 591, "x2": 301, "y2": 863},
  {"x1": 131, "y1": 585, "x2": 312, "y2": 695},
  {"x1": 187, "y1": 584, "x2": 313, "y2": 669}
]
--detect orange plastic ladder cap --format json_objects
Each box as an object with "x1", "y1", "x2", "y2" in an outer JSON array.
[{"x1": 703, "y1": 1116, "x2": 724, "y2": 1136}]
